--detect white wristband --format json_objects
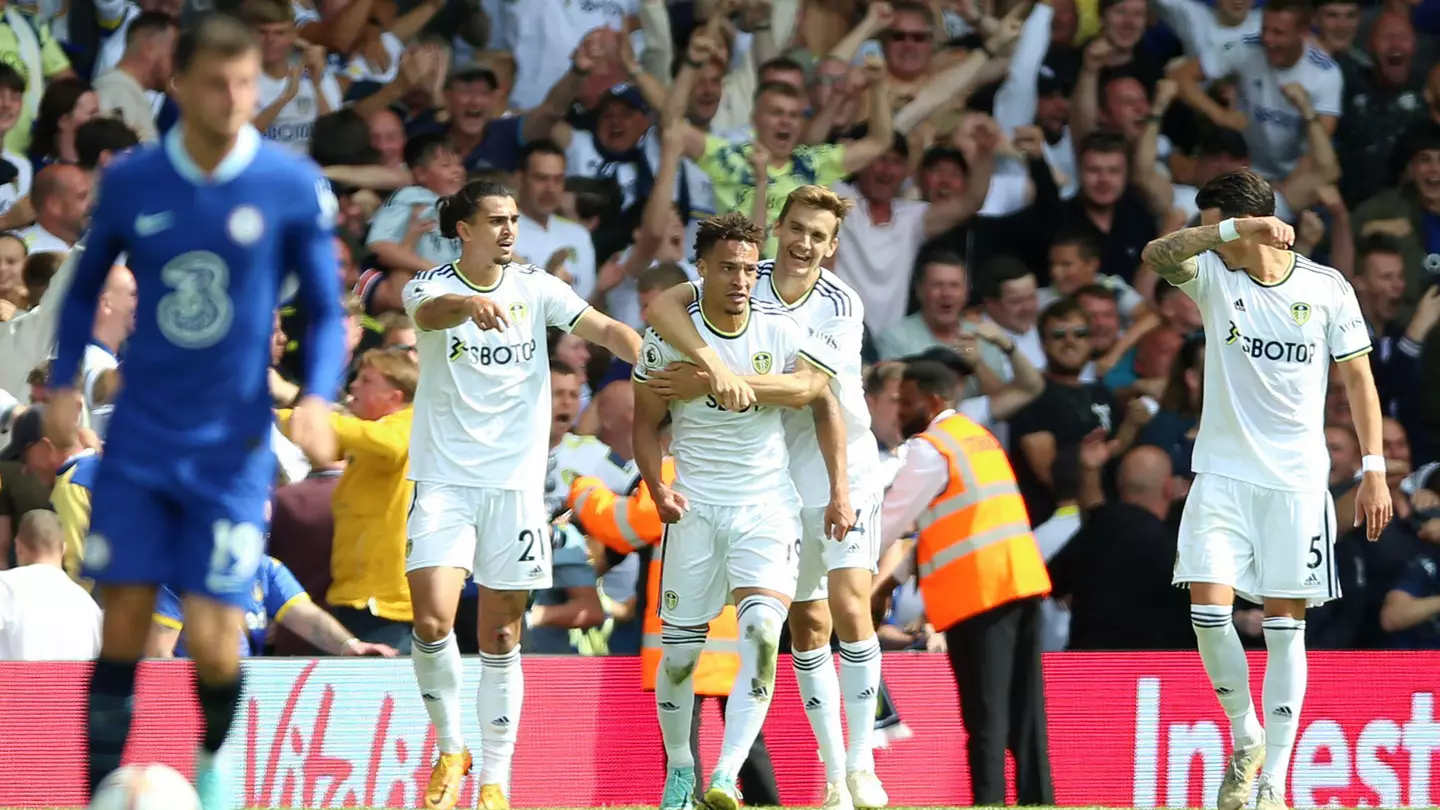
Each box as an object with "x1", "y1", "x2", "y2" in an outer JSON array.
[
  {"x1": 1218, "y1": 218, "x2": 1241, "y2": 243},
  {"x1": 1361, "y1": 454, "x2": 1386, "y2": 474}
]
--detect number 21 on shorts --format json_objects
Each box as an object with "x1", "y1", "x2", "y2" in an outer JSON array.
[{"x1": 516, "y1": 527, "x2": 548, "y2": 563}]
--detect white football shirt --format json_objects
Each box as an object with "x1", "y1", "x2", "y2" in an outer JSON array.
[
  {"x1": 1179, "y1": 251, "x2": 1370, "y2": 492},
  {"x1": 1200, "y1": 36, "x2": 1343, "y2": 180},
  {"x1": 632, "y1": 299, "x2": 817, "y2": 507},
  {"x1": 403, "y1": 263, "x2": 591, "y2": 490},
  {"x1": 699, "y1": 263, "x2": 881, "y2": 506},
  {"x1": 547, "y1": 433, "x2": 636, "y2": 517},
  {"x1": 255, "y1": 68, "x2": 344, "y2": 156}
]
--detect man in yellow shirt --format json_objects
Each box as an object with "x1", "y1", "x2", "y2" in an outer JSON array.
[
  {"x1": 0, "y1": 0, "x2": 75, "y2": 154},
  {"x1": 276, "y1": 347, "x2": 417, "y2": 652}
]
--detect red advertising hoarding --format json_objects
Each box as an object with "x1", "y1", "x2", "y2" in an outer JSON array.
[{"x1": 0, "y1": 653, "x2": 1436, "y2": 808}]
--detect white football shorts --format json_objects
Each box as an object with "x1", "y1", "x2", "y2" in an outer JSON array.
[
  {"x1": 656, "y1": 495, "x2": 803, "y2": 626},
  {"x1": 1174, "y1": 473, "x2": 1340, "y2": 607},
  {"x1": 794, "y1": 489, "x2": 883, "y2": 603},
  {"x1": 405, "y1": 481, "x2": 553, "y2": 591}
]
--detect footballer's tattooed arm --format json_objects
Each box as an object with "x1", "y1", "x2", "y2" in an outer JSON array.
[{"x1": 1140, "y1": 224, "x2": 1225, "y2": 284}]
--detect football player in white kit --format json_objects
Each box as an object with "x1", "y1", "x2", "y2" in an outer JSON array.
[
  {"x1": 400, "y1": 180, "x2": 642, "y2": 810},
  {"x1": 632, "y1": 212, "x2": 854, "y2": 810},
  {"x1": 1140, "y1": 170, "x2": 1392, "y2": 810},
  {"x1": 644, "y1": 186, "x2": 889, "y2": 810}
]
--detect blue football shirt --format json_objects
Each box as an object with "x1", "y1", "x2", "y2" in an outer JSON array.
[
  {"x1": 153, "y1": 554, "x2": 309, "y2": 657},
  {"x1": 52, "y1": 125, "x2": 348, "y2": 485}
]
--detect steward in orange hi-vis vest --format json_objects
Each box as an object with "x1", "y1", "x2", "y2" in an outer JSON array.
[
  {"x1": 568, "y1": 459, "x2": 740, "y2": 695},
  {"x1": 880, "y1": 360, "x2": 1055, "y2": 807},
  {"x1": 914, "y1": 413, "x2": 1052, "y2": 631}
]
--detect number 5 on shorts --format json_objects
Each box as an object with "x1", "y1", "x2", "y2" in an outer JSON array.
[{"x1": 1307, "y1": 534, "x2": 1324, "y2": 570}]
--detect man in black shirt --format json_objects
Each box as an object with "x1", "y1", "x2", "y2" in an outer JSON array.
[
  {"x1": 1010, "y1": 298, "x2": 1149, "y2": 523},
  {"x1": 1050, "y1": 438, "x2": 1193, "y2": 650}
]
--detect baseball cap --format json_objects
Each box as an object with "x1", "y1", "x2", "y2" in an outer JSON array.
[
  {"x1": 0, "y1": 405, "x2": 45, "y2": 462},
  {"x1": 1037, "y1": 65, "x2": 1063, "y2": 97},
  {"x1": 599, "y1": 83, "x2": 651, "y2": 115}
]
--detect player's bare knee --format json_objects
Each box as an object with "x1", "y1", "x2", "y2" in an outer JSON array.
[
  {"x1": 787, "y1": 600, "x2": 831, "y2": 651},
  {"x1": 826, "y1": 568, "x2": 875, "y2": 641},
  {"x1": 412, "y1": 614, "x2": 454, "y2": 643},
  {"x1": 1262, "y1": 597, "x2": 1306, "y2": 619}
]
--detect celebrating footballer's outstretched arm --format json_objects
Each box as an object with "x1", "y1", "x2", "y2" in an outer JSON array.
[{"x1": 401, "y1": 179, "x2": 640, "y2": 810}]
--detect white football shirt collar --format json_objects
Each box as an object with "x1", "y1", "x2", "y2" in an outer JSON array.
[{"x1": 164, "y1": 123, "x2": 261, "y2": 186}]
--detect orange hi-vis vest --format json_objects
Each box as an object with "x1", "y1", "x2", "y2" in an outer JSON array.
[
  {"x1": 569, "y1": 458, "x2": 740, "y2": 696},
  {"x1": 914, "y1": 413, "x2": 1052, "y2": 632}
]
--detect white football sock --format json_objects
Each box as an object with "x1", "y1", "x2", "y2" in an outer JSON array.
[
  {"x1": 838, "y1": 635, "x2": 882, "y2": 772},
  {"x1": 712, "y1": 594, "x2": 786, "y2": 782},
  {"x1": 477, "y1": 647, "x2": 524, "y2": 788},
  {"x1": 1262, "y1": 616, "x2": 1307, "y2": 795},
  {"x1": 657, "y1": 624, "x2": 706, "y2": 770},
  {"x1": 412, "y1": 632, "x2": 466, "y2": 754},
  {"x1": 793, "y1": 644, "x2": 845, "y2": 782},
  {"x1": 1191, "y1": 605, "x2": 1263, "y2": 750}
]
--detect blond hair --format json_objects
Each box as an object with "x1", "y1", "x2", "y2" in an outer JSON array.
[
  {"x1": 777, "y1": 185, "x2": 855, "y2": 238},
  {"x1": 359, "y1": 348, "x2": 419, "y2": 402}
]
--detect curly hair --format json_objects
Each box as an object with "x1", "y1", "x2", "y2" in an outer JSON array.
[{"x1": 693, "y1": 212, "x2": 765, "y2": 261}]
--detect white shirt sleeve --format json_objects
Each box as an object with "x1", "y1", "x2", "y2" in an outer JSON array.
[
  {"x1": 1310, "y1": 63, "x2": 1344, "y2": 118},
  {"x1": 991, "y1": 3, "x2": 1054, "y2": 135},
  {"x1": 1328, "y1": 279, "x2": 1372, "y2": 362},
  {"x1": 1199, "y1": 37, "x2": 1248, "y2": 81},
  {"x1": 803, "y1": 313, "x2": 862, "y2": 378},
  {"x1": 632, "y1": 329, "x2": 680, "y2": 382},
  {"x1": 538, "y1": 272, "x2": 593, "y2": 331},
  {"x1": 401, "y1": 272, "x2": 441, "y2": 320},
  {"x1": 319, "y1": 72, "x2": 344, "y2": 109},
  {"x1": 1176, "y1": 250, "x2": 1223, "y2": 307},
  {"x1": 878, "y1": 437, "x2": 949, "y2": 556}
]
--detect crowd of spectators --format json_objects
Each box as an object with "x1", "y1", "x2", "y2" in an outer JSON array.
[{"x1": 0, "y1": 0, "x2": 1439, "y2": 660}]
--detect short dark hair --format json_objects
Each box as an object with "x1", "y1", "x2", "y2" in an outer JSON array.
[
  {"x1": 1194, "y1": 169, "x2": 1276, "y2": 218},
  {"x1": 753, "y1": 80, "x2": 805, "y2": 104},
  {"x1": 0, "y1": 64, "x2": 23, "y2": 95},
  {"x1": 901, "y1": 360, "x2": 960, "y2": 405},
  {"x1": 914, "y1": 251, "x2": 967, "y2": 288},
  {"x1": 175, "y1": 14, "x2": 259, "y2": 74},
  {"x1": 1077, "y1": 130, "x2": 1128, "y2": 159},
  {"x1": 403, "y1": 132, "x2": 452, "y2": 170},
  {"x1": 978, "y1": 256, "x2": 1033, "y2": 301},
  {"x1": 693, "y1": 212, "x2": 765, "y2": 261},
  {"x1": 76, "y1": 117, "x2": 140, "y2": 170},
  {"x1": 436, "y1": 180, "x2": 512, "y2": 239},
  {"x1": 550, "y1": 358, "x2": 579, "y2": 377},
  {"x1": 519, "y1": 138, "x2": 566, "y2": 173},
  {"x1": 1051, "y1": 227, "x2": 1102, "y2": 261},
  {"x1": 1356, "y1": 234, "x2": 1404, "y2": 272},
  {"x1": 1039, "y1": 297, "x2": 1087, "y2": 332},
  {"x1": 126, "y1": 10, "x2": 177, "y2": 48},
  {"x1": 919, "y1": 146, "x2": 968, "y2": 177},
  {"x1": 1266, "y1": 0, "x2": 1314, "y2": 20},
  {"x1": 757, "y1": 56, "x2": 806, "y2": 80},
  {"x1": 1072, "y1": 282, "x2": 1117, "y2": 303}
]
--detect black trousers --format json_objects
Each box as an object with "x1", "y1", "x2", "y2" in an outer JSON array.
[
  {"x1": 686, "y1": 695, "x2": 780, "y2": 805},
  {"x1": 943, "y1": 597, "x2": 1055, "y2": 806}
]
